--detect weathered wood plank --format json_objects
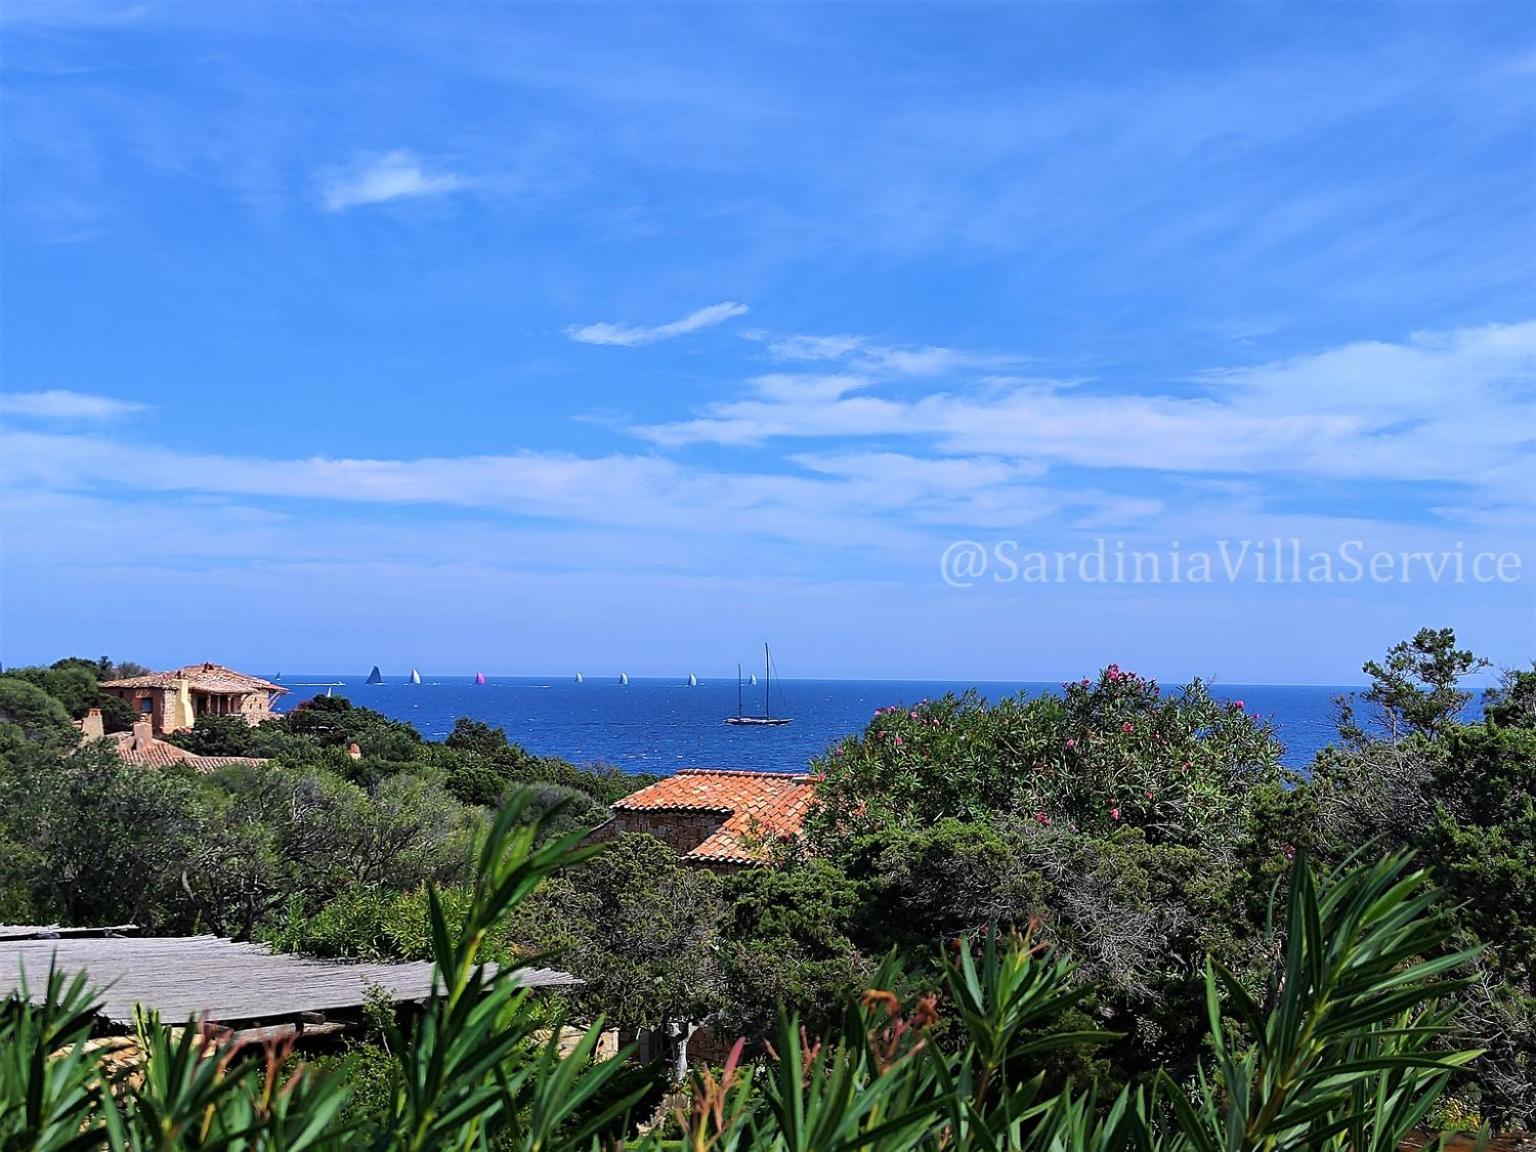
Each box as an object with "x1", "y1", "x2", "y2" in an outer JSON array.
[
  {"x1": 0, "y1": 935, "x2": 580, "y2": 1026},
  {"x1": 0, "y1": 924, "x2": 138, "y2": 941}
]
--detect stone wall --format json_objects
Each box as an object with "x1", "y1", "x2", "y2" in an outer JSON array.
[
  {"x1": 101, "y1": 687, "x2": 168, "y2": 733},
  {"x1": 601, "y1": 809, "x2": 727, "y2": 856}
]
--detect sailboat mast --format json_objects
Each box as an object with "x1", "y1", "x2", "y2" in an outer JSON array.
[
  {"x1": 737, "y1": 663, "x2": 743, "y2": 718},
  {"x1": 764, "y1": 641, "x2": 771, "y2": 719}
]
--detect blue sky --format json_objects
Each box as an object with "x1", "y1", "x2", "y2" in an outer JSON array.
[{"x1": 1, "y1": 1, "x2": 1533, "y2": 682}]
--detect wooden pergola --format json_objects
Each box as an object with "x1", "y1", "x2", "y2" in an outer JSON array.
[{"x1": 0, "y1": 925, "x2": 579, "y2": 1037}]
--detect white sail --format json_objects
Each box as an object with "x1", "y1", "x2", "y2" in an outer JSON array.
[
  {"x1": 688, "y1": 673, "x2": 698, "y2": 687},
  {"x1": 749, "y1": 673, "x2": 757, "y2": 685},
  {"x1": 620, "y1": 672, "x2": 629, "y2": 685},
  {"x1": 409, "y1": 669, "x2": 421, "y2": 685},
  {"x1": 575, "y1": 672, "x2": 584, "y2": 684}
]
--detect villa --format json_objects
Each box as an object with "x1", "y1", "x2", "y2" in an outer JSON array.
[
  {"x1": 592, "y1": 768, "x2": 816, "y2": 870},
  {"x1": 99, "y1": 662, "x2": 286, "y2": 735}
]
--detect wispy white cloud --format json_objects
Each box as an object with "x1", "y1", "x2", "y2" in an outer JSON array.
[
  {"x1": 636, "y1": 320, "x2": 1536, "y2": 501},
  {"x1": 566, "y1": 301, "x2": 749, "y2": 346},
  {"x1": 318, "y1": 150, "x2": 467, "y2": 213},
  {"x1": 0, "y1": 390, "x2": 147, "y2": 420},
  {"x1": 762, "y1": 333, "x2": 1027, "y2": 377},
  {"x1": 0, "y1": 427, "x2": 1156, "y2": 557}
]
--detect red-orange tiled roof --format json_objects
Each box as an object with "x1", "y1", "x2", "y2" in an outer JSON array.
[
  {"x1": 613, "y1": 769, "x2": 816, "y2": 865},
  {"x1": 100, "y1": 730, "x2": 266, "y2": 773},
  {"x1": 101, "y1": 663, "x2": 287, "y2": 696}
]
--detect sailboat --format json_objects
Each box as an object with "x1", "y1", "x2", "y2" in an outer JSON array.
[
  {"x1": 620, "y1": 672, "x2": 629, "y2": 686},
  {"x1": 410, "y1": 669, "x2": 422, "y2": 685},
  {"x1": 749, "y1": 673, "x2": 757, "y2": 686},
  {"x1": 366, "y1": 666, "x2": 383, "y2": 685},
  {"x1": 688, "y1": 673, "x2": 699, "y2": 687},
  {"x1": 474, "y1": 672, "x2": 486, "y2": 685},
  {"x1": 575, "y1": 672, "x2": 584, "y2": 684},
  {"x1": 725, "y1": 642, "x2": 791, "y2": 727}
]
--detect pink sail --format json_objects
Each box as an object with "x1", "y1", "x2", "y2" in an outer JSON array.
[{"x1": 474, "y1": 672, "x2": 486, "y2": 685}]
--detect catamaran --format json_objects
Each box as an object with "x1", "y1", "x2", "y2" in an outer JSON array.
[{"x1": 726, "y1": 642, "x2": 791, "y2": 727}]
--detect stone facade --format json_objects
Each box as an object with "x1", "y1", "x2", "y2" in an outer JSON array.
[
  {"x1": 100, "y1": 663, "x2": 286, "y2": 736},
  {"x1": 597, "y1": 809, "x2": 729, "y2": 856}
]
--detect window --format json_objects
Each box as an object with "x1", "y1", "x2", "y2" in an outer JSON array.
[{"x1": 139, "y1": 697, "x2": 153, "y2": 714}]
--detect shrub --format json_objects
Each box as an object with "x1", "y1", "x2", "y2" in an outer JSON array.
[
  {"x1": 0, "y1": 799, "x2": 1484, "y2": 1152},
  {"x1": 807, "y1": 668, "x2": 1284, "y2": 852}
]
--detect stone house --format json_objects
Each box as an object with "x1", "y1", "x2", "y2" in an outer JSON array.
[
  {"x1": 99, "y1": 663, "x2": 286, "y2": 735},
  {"x1": 590, "y1": 768, "x2": 817, "y2": 870}
]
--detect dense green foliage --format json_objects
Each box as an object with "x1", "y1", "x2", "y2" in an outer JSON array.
[
  {"x1": 0, "y1": 801, "x2": 1490, "y2": 1151},
  {"x1": 0, "y1": 666, "x2": 655, "y2": 939},
  {"x1": 1, "y1": 628, "x2": 1531, "y2": 1133},
  {"x1": 0, "y1": 657, "x2": 147, "y2": 742},
  {"x1": 807, "y1": 669, "x2": 1283, "y2": 847}
]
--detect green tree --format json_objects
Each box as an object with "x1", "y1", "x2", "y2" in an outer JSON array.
[
  {"x1": 513, "y1": 832, "x2": 725, "y2": 1075},
  {"x1": 1344, "y1": 626, "x2": 1489, "y2": 742},
  {"x1": 718, "y1": 859, "x2": 871, "y2": 1036},
  {"x1": 95, "y1": 693, "x2": 138, "y2": 733},
  {"x1": 1422, "y1": 721, "x2": 1536, "y2": 991},
  {"x1": 6, "y1": 662, "x2": 98, "y2": 716},
  {"x1": 0, "y1": 741, "x2": 199, "y2": 929},
  {"x1": 806, "y1": 670, "x2": 1283, "y2": 852},
  {"x1": 170, "y1": 713, "x2": 267, "y2": 756},
  {"x1": 0, "y1": 678, "x2": 78, "y2": 750},
  {"x1": 446, "y1": 716, "x2": 509, "y2": 756}
]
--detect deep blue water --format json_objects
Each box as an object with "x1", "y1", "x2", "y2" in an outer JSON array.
[{"x1": 271, "y1": 675, "x2": 1362, "y2": 773}]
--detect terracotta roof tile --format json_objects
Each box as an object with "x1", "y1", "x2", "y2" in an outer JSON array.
[
  {"x1": 101, "y1": 663, "x2": 286, "y2": 696},
  {"x1": 99, "y1": 731, "x2": 266, "y2": 773},
  {"x1": 612, "y1": 769, "x2": 815, "y2": 865}
]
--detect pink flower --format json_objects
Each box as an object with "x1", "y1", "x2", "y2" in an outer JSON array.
[
  {"x1": 1233, "y1": 700, "x2": 1245, "y2": 710},
  {"x1": 1066, "y1": 737, "x2": 1076, "y2": 749},
  {"x1": 892, "y1": 735, "x2": 904, "y2": 746},
  {"x1": 1110, "y1": 807, "x2": 1121, "y2": 820},
  {"x1": 909, "y1": 711, "x2": 919, "y2": 720},
  {"x1": 1034, "y1": 810, "x2": 1051, "y2": 825},
  {"x1": 1144, "y1": 790, "x2": 1154, "y2": 800},
  {"x1": 1121, "y1": 721, "x2": 1134, "y2": 734}
]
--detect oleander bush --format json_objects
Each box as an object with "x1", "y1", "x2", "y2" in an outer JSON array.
[{"x1": 805, "y1": 667, "x2": 1285, "y2": 849}]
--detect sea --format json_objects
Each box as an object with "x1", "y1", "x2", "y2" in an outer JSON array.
[{"x1": 271, "y1": 675, "x2": 1368, "y2": 774}]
